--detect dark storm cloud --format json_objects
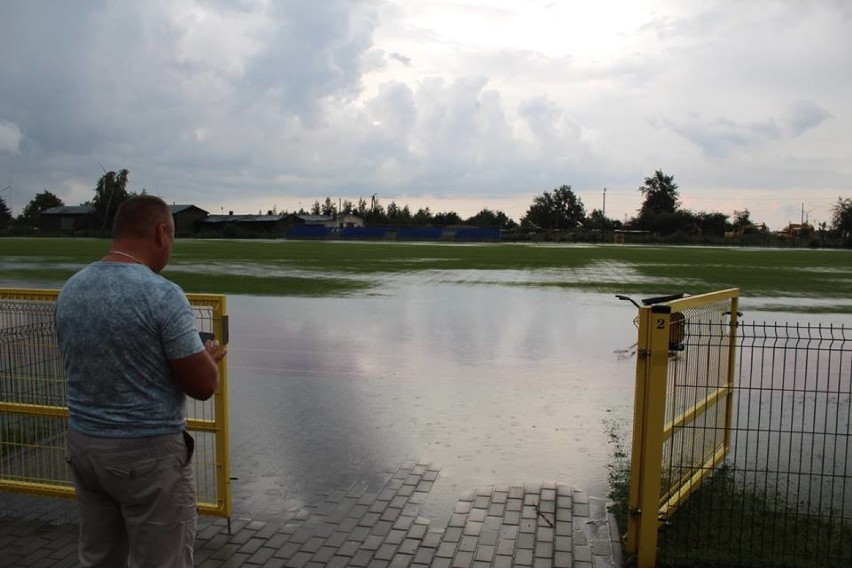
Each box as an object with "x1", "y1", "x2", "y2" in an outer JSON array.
[{"x1": 241, "y1": 0, "x2": 380, "y2": 126}]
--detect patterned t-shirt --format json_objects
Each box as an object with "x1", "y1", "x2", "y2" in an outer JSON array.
[{"x1": 56, "y1": 261, "x2": 204, "y2": 437}]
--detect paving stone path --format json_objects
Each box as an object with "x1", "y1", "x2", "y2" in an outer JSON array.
[{"x1": 0, "y1": 460, "x2": 622, "y2": 567}]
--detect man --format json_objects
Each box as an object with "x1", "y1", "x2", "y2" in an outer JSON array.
[{"x1": 56, "y1": 195, "x2": 226, "y2": 567}]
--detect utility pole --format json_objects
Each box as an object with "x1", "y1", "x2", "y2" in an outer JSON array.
[{"x1": 602, "y1": 187, "x2": 607, "y2": 217}]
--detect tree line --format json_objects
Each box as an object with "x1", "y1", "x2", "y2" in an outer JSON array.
[{"x1": 3, "y1": 168, "x2": 852, "y2": 243}]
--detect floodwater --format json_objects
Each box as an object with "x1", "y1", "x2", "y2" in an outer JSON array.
[{"x1": 224, "y1": 284, "x2": 639, "y2": 523}]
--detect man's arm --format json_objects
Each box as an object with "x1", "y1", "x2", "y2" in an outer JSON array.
[{"x1": 169, "y1": 340, "x2": 226, "y2": 400}]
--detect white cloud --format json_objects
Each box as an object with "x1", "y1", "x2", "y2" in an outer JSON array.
[{"x1": 0, "y1": 119, "x2": 22, "y2": 153}]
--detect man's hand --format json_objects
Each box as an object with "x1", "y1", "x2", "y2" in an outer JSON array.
[{"x1": 205, "y1": 339, "x2": 227, "y2": 363}]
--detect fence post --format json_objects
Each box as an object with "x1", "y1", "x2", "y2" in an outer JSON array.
[
  {"x1": 212, "y1": 296, "x2": 232, "y2": 519},
  {"x1": 626, "y1": 304, "x2": 672, "y2": 568}
]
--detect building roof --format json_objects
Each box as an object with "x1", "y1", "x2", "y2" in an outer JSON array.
[
  {"x1": 169, "y1": 204, "x2": 208, "y2": 215},
  {"x1": 199, "y1": 214, "x2": 286, "y2": 224},
  {"x1": 41, "y1": 205, "x2": 94, "y2": 215}
]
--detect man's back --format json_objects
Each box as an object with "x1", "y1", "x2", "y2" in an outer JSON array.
[{"x1": 56, "y1": 261, "x2": 201, "y2": 437}]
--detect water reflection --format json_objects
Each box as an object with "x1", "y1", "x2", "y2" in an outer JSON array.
[{"x1": 225, "y1": 286, "x2": 639, "y2": 522}]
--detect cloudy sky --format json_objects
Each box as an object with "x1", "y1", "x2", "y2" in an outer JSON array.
[{"x1": 1, "y1": 0, "x2": 850, "y2": 229}]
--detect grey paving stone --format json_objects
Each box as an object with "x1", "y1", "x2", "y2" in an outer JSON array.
[
  {"x1": 310, "y1": 546, "x2": 337, "y2": 564},
  {"x1": 337, "y1": 540, "x2": 360, "y2": 557},
  {"x1": 413, "y1": 546, "x2": 435, "y2": 564},
  {"x1": 554, "y1": 535, "x2": 572, "y2": 552},
  {"x1": 399, "y1": 538, "x2": 420, "y2": 555},
  {"x1": 361, "y1": 534, "x2": 385, "y2": 551},
  {"x1": 517, "y1": 532, "x2": 535, "y2": 550},
  {"x1": 386, "y1": 529, "x2": 407, "y2": 545},
  {"x1": 394, "y1": 515, "x2": 416, "y2": 531},
  {"x1": 359, "y1": 512, "x2": 381, "y2": 527},
  {"x1": 324, "y1": 532, "x2": 348, "y2": 548},
  {"x1": 247, "y1": 546, "x2": 277, "y2": 565},
  {"x1": 463, "y1": 521, "x2": 482, "y2": 537},
  {"x1": 407, "y1": 522, "x2": 428, "y2": 540},
  {"x1": 457, "y1": 535, "x2": 478, "y2": 552},
  {"x1": 349, "y1": 549, "x2": 374, "y2": 567},
  {"x1": 349, "y1": 526, "x2": 370, "y2": 541},
  {"x1": 435, "y1": 541, "x2": 457, "y2": 558},
  {"x1": 503, "y1": 511, "x2": 521, "y2": 525},
  {"x1": 431, "y1": 557, "x2": 452, "y2": 568},
  {"x1": 496, "y1": 538, "x2": 515, "y2": 556},
  {"x1": 443, "y1": 527, "x2": 463, "y2": 542},
  {"x1": 372, "y1": 520, "x2": 394, "y2": 536},
  {"x1": 534, "y1": 541, "x2": 553, "y2": 558},
  {"x1": 514, "y1": 548, "x2": 534, "y2": 566},
  {"x1": 273, "y1": 542, "x2": 301, "y2": 559},
  {"x1": 390, "y1": 552, "x2": 413, "y2": 567},
  {"x1": 467, "y1": 508, "x2": 486, "y2": 522},
  {"x1": 421, "y1": 530, "x2": 443, "y2": 548},
  {"x1": 375, "y1": 543, "x2": 398, "y2": 561},
  {"x1": 299, "y1": 536, "x2": 326, "y2": 554},
  {"x1": 240, "y1": 537, "x2": 266, "y2": 554},
  {"x1": 537, "y1": 527, "x2": 554, "y2": 542},
  {"x1": 474, "y1": 544, "x2": 495, "y2": 562},
  {"x1": 452, "y1": 550, "x2": 473, "y2": 568},
  {"x1": 554, "y1": 551, "x2": 572, "y2": 568}
]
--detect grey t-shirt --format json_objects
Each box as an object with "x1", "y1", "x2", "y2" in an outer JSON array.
[{"x1": 56, "y1": 261, "x2": 204, "y2": 437}]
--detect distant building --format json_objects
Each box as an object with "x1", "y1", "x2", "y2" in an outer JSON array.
[
  {"x1": 169, "y1": 204, "x2": 209, "y2": 234},
  {"x1": 197, "y1": 214, "x2": 288, "y2": 236},
  {"x1": 40, "y1": 205, "x2": 95, "y2": 232}
]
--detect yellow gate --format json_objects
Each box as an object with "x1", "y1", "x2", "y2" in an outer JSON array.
[
  {"x1": 625, "y1": 288, "x2": 740, "y2": 567},
  {"x1": 0, "y1": 288, "x2": 231, "y2": 518}
]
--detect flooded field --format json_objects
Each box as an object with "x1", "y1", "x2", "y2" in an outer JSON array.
[{"x1": 224, "y1": 284, "x2": 638, "y2": 523}]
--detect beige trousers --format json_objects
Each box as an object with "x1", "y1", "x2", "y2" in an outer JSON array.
[{"x1": 67, "y1": 428, "x2": 197, "y2": 568}]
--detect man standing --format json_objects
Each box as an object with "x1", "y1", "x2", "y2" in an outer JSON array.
[{"x1": 56, "y1": 195, "x2": 226, "y2": 567}]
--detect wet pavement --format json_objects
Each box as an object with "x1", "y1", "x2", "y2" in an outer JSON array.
[{"x1": 0, "y1": 459, "x2": 623, "y2": 567}]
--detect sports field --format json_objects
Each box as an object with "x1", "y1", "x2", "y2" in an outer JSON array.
[{"x1": 1, "y1": 238, "x2": 851, "y2": 312}]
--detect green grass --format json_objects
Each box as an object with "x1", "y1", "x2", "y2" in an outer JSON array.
[
  {"x1": 656, "y1": 466, "x2": 852, "y2": 567},
  {"x1": 1, "y1": 238, "x2": 851, "y2": 304}
]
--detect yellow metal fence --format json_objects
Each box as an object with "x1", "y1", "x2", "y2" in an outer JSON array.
[
  {"x1": 0, "y1": 288, "x2": 231, "y2": 518},
  {"x1": 625, "y1": 288, "x2": 740, "y2": 567}
]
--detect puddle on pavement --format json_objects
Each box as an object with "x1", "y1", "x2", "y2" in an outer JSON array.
[{"x1": 225, "y1": 286, "x2": 640, "y2": 523}]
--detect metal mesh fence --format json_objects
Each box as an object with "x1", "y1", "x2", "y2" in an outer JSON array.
[
  {"x1": 659, "y1": 301, "x2": 733, "y2": 517},
  {"x1": 0, "y1": 289, "x2": 230, "y2": 517},
  {"x1": 658, "y1": 321, "x2": 852, "y2": 567}
]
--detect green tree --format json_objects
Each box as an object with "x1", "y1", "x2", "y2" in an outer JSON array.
[
  {"x1": 433, "y1": 211, "x2": 463, "y2": 226},
  {"x1": 586, "y1": 208, "x2": 617, "y2": 231},
  {"x1": 695, "y1": 211, "x2": 730, "y2": 236},
  {"x1": 19, "y1": 190, "x2": 64, "y2": 225},
  {"x1": 467, "y1": 208, "x2": 516, "y2": 230},
  {"x1": 732, "y1": 209, "x2": 751, "y2": 229},
  {"x1": 92, "y1": 169, "x2": 131, "y2": 229},
  {"x1": 386, "y1": 202, "x2": 412, "y2": 224},
  {"x1": 638, "y1": 170, "x2": 679, "y2": 218},
  {"x1": 0, "y1": 195, "x2": 12, "y2": 222},
  {"x1": 521, "y1": 185, "x2": 585, "y2": 230},
  {"x1": 321, "y1": 197, "x2": 337, "y2": 216},
  {"x1": 830, "y1": 197, "x2": 852, "y2": 237},
  {"x1": 412, "y1": 207, "x2": 433, "y2": 225},
  {"x1": 310, "y1": 200, "x2": 321, "y2": 215}
]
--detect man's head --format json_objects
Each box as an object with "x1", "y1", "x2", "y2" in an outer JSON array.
[{"x1": 112, "y1": 195, "x2": 174, "y2": 272}]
